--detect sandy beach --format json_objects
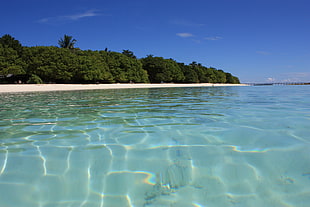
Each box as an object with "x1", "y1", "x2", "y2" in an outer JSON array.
[{"x1": 0, "y1": 83, "x2": 247, "y2": 93}]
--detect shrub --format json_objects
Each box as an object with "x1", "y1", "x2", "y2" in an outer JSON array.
[{"x1": 27, "y1": 74, "x2": 43, "y2": 84}]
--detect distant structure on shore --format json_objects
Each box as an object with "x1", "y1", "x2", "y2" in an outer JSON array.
[{"x1": 248, "y1": 82, "x2": 310, "y2": 86}]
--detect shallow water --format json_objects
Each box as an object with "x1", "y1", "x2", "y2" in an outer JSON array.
[{"x1": 0, "y1": 86, "x2": 309, "y2": 207}]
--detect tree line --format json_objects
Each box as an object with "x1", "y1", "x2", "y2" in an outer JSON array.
[{"x1": 0, "y1": 34, "x2": 240, "y2": 84}]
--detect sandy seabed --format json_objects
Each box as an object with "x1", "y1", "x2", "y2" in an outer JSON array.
[{"x1": 0, "y1": 83, "x2": 247, "y2": 93}]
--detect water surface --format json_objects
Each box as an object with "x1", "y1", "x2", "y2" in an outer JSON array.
[{"x1": 0, "y1": 86, "x2": 309, "y2": 207}]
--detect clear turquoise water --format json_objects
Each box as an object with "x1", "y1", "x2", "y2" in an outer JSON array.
[{"x1": 0, "y1": 86, "x2": 309, "y2": 207}]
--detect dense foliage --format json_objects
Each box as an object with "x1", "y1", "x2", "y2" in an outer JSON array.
[{"x1": 0, "y1": 34, "x2": 240, "y2": 84}]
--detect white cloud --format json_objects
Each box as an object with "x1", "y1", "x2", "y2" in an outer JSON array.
[
  {"x1": 38, "y1": 10, "x2": 100, "y2": 24},
  {"x1": 267, "y1": 77, "x2": 275, "y2": 82},
  {"x1": 204, "y1": 36, "x2": 222, "y2": 41},
  {"x1": 176, "y1": 33, "x2": 223, "y2": 43},
  {"x1": 176, "y1": 33, "x2": 194, "y2": 38},
  {"x1": 65, "y1": 10, "x2": 99, "y2": 20}
]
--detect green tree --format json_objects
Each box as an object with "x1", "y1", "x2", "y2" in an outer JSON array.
[
  {"x1": 122, "y1": 50, "x2": 136, "y2": 59},
  {"x1": 0, "y1": 34, "x2": 241, "y2": 84},
  {"x1": 225, "y1": 72, "x2": 240, "y2": 83},
  {"x1": 0, "y1": 34, "x2": 23, "y2": 54},
  {"x1": 23, "y1": 46, "x2": 76, "y2": 82},
  {"x1": 141, "y1": 56, "x2": 184, "y2": 83},
  {"x1": 179, "y1": 63, "x2": 199, "y2": 83},
  {"x1": 104, "y1": 52, "x2": 148, "y2": 83},
  {"x1": 205, "y1": 68, "x2": 217, "y2": 83},
  {"x1": 27, "y1": 74, "x2": 43, "y2": 84},
  {"x1": 74, "y1": 50, "x2": 114, "y2": 83},
  {"x1": 58, "y1": 35, "x2": 77, "y2": 49},
  {"x1": 214, "y1": 69, "x2": 227, "y2": 83},
  {"x1": 189, "y1": 62, "x2": 209, "y2": 83},
  {"x1": 0, "y1": 45, "x2": 25, "y2": 75}
]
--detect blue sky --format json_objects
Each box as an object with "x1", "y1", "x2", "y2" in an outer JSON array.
[{"x1": 1, "y1": 0, "x2": 310, "y2": 83}]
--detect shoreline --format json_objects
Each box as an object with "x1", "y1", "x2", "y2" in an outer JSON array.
[{"x1": 0, "y1": 83, "x2": 248, "y2": 93}]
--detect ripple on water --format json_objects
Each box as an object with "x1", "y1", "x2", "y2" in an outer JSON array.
[{"x1": 0, "y1": 86, "x2": 309, "y2": 206}]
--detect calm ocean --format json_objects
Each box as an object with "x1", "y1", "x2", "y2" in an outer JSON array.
[{"x1": 0, "y1": 86, "x2": 309, "y2": 207}]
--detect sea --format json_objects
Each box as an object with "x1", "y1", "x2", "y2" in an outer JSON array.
[{"x1": 0, "y1": 85, "x2": 309, "y2": 207}]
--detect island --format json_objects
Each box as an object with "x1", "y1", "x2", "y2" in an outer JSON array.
[{"x1": 0, "y1": 34, "x2": 240, "y2": 85}]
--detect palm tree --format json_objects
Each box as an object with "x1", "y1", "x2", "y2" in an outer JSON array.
[{"x1": 58, "y1": 35, "x2": 77, "y2": 49}]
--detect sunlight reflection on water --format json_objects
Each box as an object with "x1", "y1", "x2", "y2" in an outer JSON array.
[{"x1": 0, "y1": 86, "x2": 309, "y2": 206}]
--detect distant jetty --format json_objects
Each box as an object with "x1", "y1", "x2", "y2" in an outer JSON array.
[{"x1": 249, "y1": 82, "x2": 310, "y2": 86}]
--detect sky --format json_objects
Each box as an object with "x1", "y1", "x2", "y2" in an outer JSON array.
[{"x1": 1, "y1": 0, "x2": 310, "y2": 83}]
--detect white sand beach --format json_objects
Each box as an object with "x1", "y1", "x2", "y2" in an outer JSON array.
[{"x1": 0, "y1": 83, "x2": 247, "y2": 93}]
